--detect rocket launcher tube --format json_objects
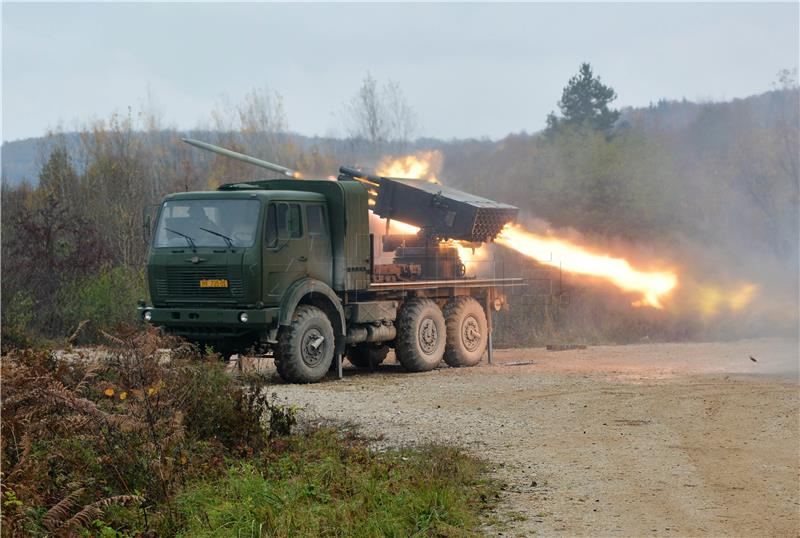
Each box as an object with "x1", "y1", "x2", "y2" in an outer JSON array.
[
  {"x1": 338, "y1": 166, "x2": 383, "y2": 185},
  {"x1": 181, "y1": 138, "x2": 299, "y2": 178}
]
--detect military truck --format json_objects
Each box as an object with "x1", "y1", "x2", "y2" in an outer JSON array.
[{"x1": 138, "y1": 139, "x2": 521, "y2": 383}]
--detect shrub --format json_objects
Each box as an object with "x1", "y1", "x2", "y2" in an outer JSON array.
[
  {"x1": 0, "y1": 328, "x2": 272, "y2": 536},
  {"x1": 59, "y1": 265, "x2": 148, "y2": 343},
  {"x1": 0, "y1": 291, "x2": 36, "y2": 352}
]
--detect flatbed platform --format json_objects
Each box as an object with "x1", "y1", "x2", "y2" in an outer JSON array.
[{"x1": 368, "y1": 277, "x2": 525, "y2": 291}]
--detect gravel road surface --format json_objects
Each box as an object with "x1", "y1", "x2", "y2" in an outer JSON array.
[{"x1": 263, "y1": 338, "x2": 799, "y2": 537}]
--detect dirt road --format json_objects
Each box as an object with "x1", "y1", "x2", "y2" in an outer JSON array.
[{"x1": 267, "y1": 338, "x2": 799, "y2": 536}]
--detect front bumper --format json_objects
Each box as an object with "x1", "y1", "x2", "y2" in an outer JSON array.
[{"x1": 137, "y1": 305, "x2": 278, "y2": 339}]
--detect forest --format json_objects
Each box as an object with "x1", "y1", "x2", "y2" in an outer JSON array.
[{"x1": 2, "y1": 66, "x2": 798, "y2": 348}]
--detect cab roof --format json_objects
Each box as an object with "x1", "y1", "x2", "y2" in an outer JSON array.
[{"x1": 164, "y1": 189, "x2": 325, "y2": 203}]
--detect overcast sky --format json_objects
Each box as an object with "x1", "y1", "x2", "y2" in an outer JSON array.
[{"x1": 2, "y1": 2, "x2": 798, "y2": 142}]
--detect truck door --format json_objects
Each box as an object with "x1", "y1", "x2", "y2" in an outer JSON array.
[
  {"x1": 263, "y1": 202, "x2": 308, "y2": 304},
  {"x1": 305, "y1": 204, "x2": 332, "y2": 285}
]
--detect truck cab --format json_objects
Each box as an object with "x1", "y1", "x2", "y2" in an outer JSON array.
[{"x1": 145, "y1": 189, "x2": 314, "y2": 350}]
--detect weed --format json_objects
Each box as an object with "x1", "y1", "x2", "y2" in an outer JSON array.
[{"x1": 175, "y1": 429, "x2": 498, "y2": 537}]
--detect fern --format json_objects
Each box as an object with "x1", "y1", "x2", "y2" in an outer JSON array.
[
  {"x1": 42, "y1": 488, "x2": 85, "y2": 531},
  {"x1": 100, "y1": 329, "x2": 126, "y2": 347},
  {"x1": 73, "y1": 362, "x2": 103, "y2": 395},
  {"x1": 57, "y1": 494, "x2": 143, "y2": 535}
]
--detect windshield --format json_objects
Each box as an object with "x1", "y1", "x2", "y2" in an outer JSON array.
[{"x1": 154, "y1": 199, "x2": 260, "y2": 248}]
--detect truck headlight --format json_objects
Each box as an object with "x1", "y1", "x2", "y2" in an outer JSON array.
[
  {"x1": 143, "y1": 310, "x2": 152, "y2": 322},
  {"x1": 238, "y1": 312, "x2": 249, "y2": 323}
]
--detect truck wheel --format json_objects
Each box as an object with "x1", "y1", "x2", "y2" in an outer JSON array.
[
  {"x1": 395, "y1": 298, "x2": 446, "y2": 372},
  {"x1": 443, "y1": 297, "x2": 487, "y2": 367},
  {"x1": 347, "y1": 344, "x2": 389, "y2": 368},
  {"x1": 275, "y1": 305, "x2": 335, "y2": 383}
]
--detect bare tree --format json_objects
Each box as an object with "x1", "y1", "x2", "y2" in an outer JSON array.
[
  {"x1": 385, "y1": 80, "x2": 418, "y2": 146},
  {"x1": 345, "y1": 72, "x2": 386, "y2": 144},
  {"x1": 237, "y1": 87, "x2": 288, "y2": 135},
  {"x1": 342, "y1": 72, "x2": 417, "y2": 149},
  {"x1": 209, "y1": 87, "x2": 290, "y2": 180}
]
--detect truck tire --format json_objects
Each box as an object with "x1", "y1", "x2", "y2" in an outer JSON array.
[
  {"x1": 443, "y1": 297, "x2": 488, "y2": 367},
  {"x1": 275, "y1": 305, "x2": 335, "y2": 383},
  {"x1": 347, "y1": 344, "x2": 389, "y2": 368},
  {"x1": 395, "y1": 298, "x2": 446, "y2": 372}
]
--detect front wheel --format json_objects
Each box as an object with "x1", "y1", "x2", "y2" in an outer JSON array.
[{"x1": 275, "y1": 305, "x2": 335, "y2": 383}]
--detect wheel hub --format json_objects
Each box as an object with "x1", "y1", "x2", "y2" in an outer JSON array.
[
  {"x1": 418, "y1": 317, "x2": 439, "y2": 355},
  {"x1": 461, "y1": 315, "x2": 482, "y2": 352},
  {"x1": 301, "y1": 328, "x2": 326, "y2": 367}
]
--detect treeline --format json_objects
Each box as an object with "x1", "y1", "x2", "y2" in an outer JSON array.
[
  {"x1": 443, "y1": 88, "x2": 799, "y2": 267},
  {"x1": 2, "y1": 72, "x2": 798, "y2": 346}
]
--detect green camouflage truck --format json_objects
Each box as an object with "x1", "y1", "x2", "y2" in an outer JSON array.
[{"x1": 138, "y1": 139, "x2": 521, "y2": 383}]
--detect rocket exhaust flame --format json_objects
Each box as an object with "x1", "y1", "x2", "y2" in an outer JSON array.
[
  {"x1": 376, "y1": 151, "x2": 443, "y2": 184},
  {"x1": 371, "y1": 151, "x2": 679, "y2": 308},
  {"x1": 496, "y1": 224, "x2": 678, "y2": 309}
]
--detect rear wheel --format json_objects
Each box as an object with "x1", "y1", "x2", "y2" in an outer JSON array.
[
  {"x1": 347, "y1": 344, "x2": 390, "y2": 368},
  {"x1": 275, "y1": 305, "x2": 335, "y2": 383},
  {"x1": 395, "y1": 298, "x2": 446, "y2": 372},
  {"x1": 443, "y1": 297, "x2": 488, "y2": 367}
]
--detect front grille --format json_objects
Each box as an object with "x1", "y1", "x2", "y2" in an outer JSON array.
[{"x1": 156, "y1": 266, "x2": 245, "y2": 300}]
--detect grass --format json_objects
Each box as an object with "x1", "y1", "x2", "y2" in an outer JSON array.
[{"x1": 176, "y1": 429, "x2": 497, "y2": 537}]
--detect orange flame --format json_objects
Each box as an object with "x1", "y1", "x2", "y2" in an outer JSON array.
[
  {"x1": 368, "y1": 153, "x2": 425, "y2": 251},
  {"x1": 496, "y1": 224, "x2": 678, "y2": 308},
  {"x1": 454, "y1": 242, "x2": 491, "y2": 276},
  {"x1": 691, "y1": 282, "x2": 758, "y2": 318},
  {"x1": 376, "y1": 151, "x2": 442, "y2": 184}
]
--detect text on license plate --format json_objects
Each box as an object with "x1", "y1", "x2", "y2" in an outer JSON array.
[{"x1": 199, "y1": 279, "x2": 228, "y2": 288}]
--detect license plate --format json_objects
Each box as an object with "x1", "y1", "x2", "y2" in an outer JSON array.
[{"x1": 199, "y1": 279, "x2": 228, "y2": 288}]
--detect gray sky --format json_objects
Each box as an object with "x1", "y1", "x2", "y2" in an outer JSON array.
[{"x1": 2, "y1": 2, "x2": 798, "y2": 142}]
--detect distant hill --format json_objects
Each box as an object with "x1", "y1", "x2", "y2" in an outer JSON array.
[
  {"x1": 618, "y1": 88, "x2": 797, "y2": 132},
  {"x1": 2, "y1": 89, "x2": 796, "y2": 186},
  {"x1": 0, "y1": 130, "x2": 464, "y2": 186}
]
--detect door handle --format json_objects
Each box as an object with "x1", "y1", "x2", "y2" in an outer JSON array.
[{"x1": 298, "y1": 256, "x2": 308, "y2": 262}]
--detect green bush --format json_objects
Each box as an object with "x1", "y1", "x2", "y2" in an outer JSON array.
[
  {"x1": 59, "y1": 265, "x2": 148, "y2": 342},
  {"x1": 1, "y1": 290, "x2": 36, "y2": 351}
]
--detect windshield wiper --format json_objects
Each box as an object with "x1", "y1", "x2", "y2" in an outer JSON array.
[
  {"x1": 165, "y1": 227, "x2": 196, "y2": 250},
  {"x1": 199, "y1": 227, "x2": 235, "y2": 249}
]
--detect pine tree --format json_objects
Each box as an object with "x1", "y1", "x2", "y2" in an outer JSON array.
[{"x1": 546, "y1": 63, "x2": 620, "y2": 133}]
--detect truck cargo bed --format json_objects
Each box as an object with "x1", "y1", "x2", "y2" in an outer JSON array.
[{"x1": 368, "y1": 277, "x2": 525, "y2": 291}]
